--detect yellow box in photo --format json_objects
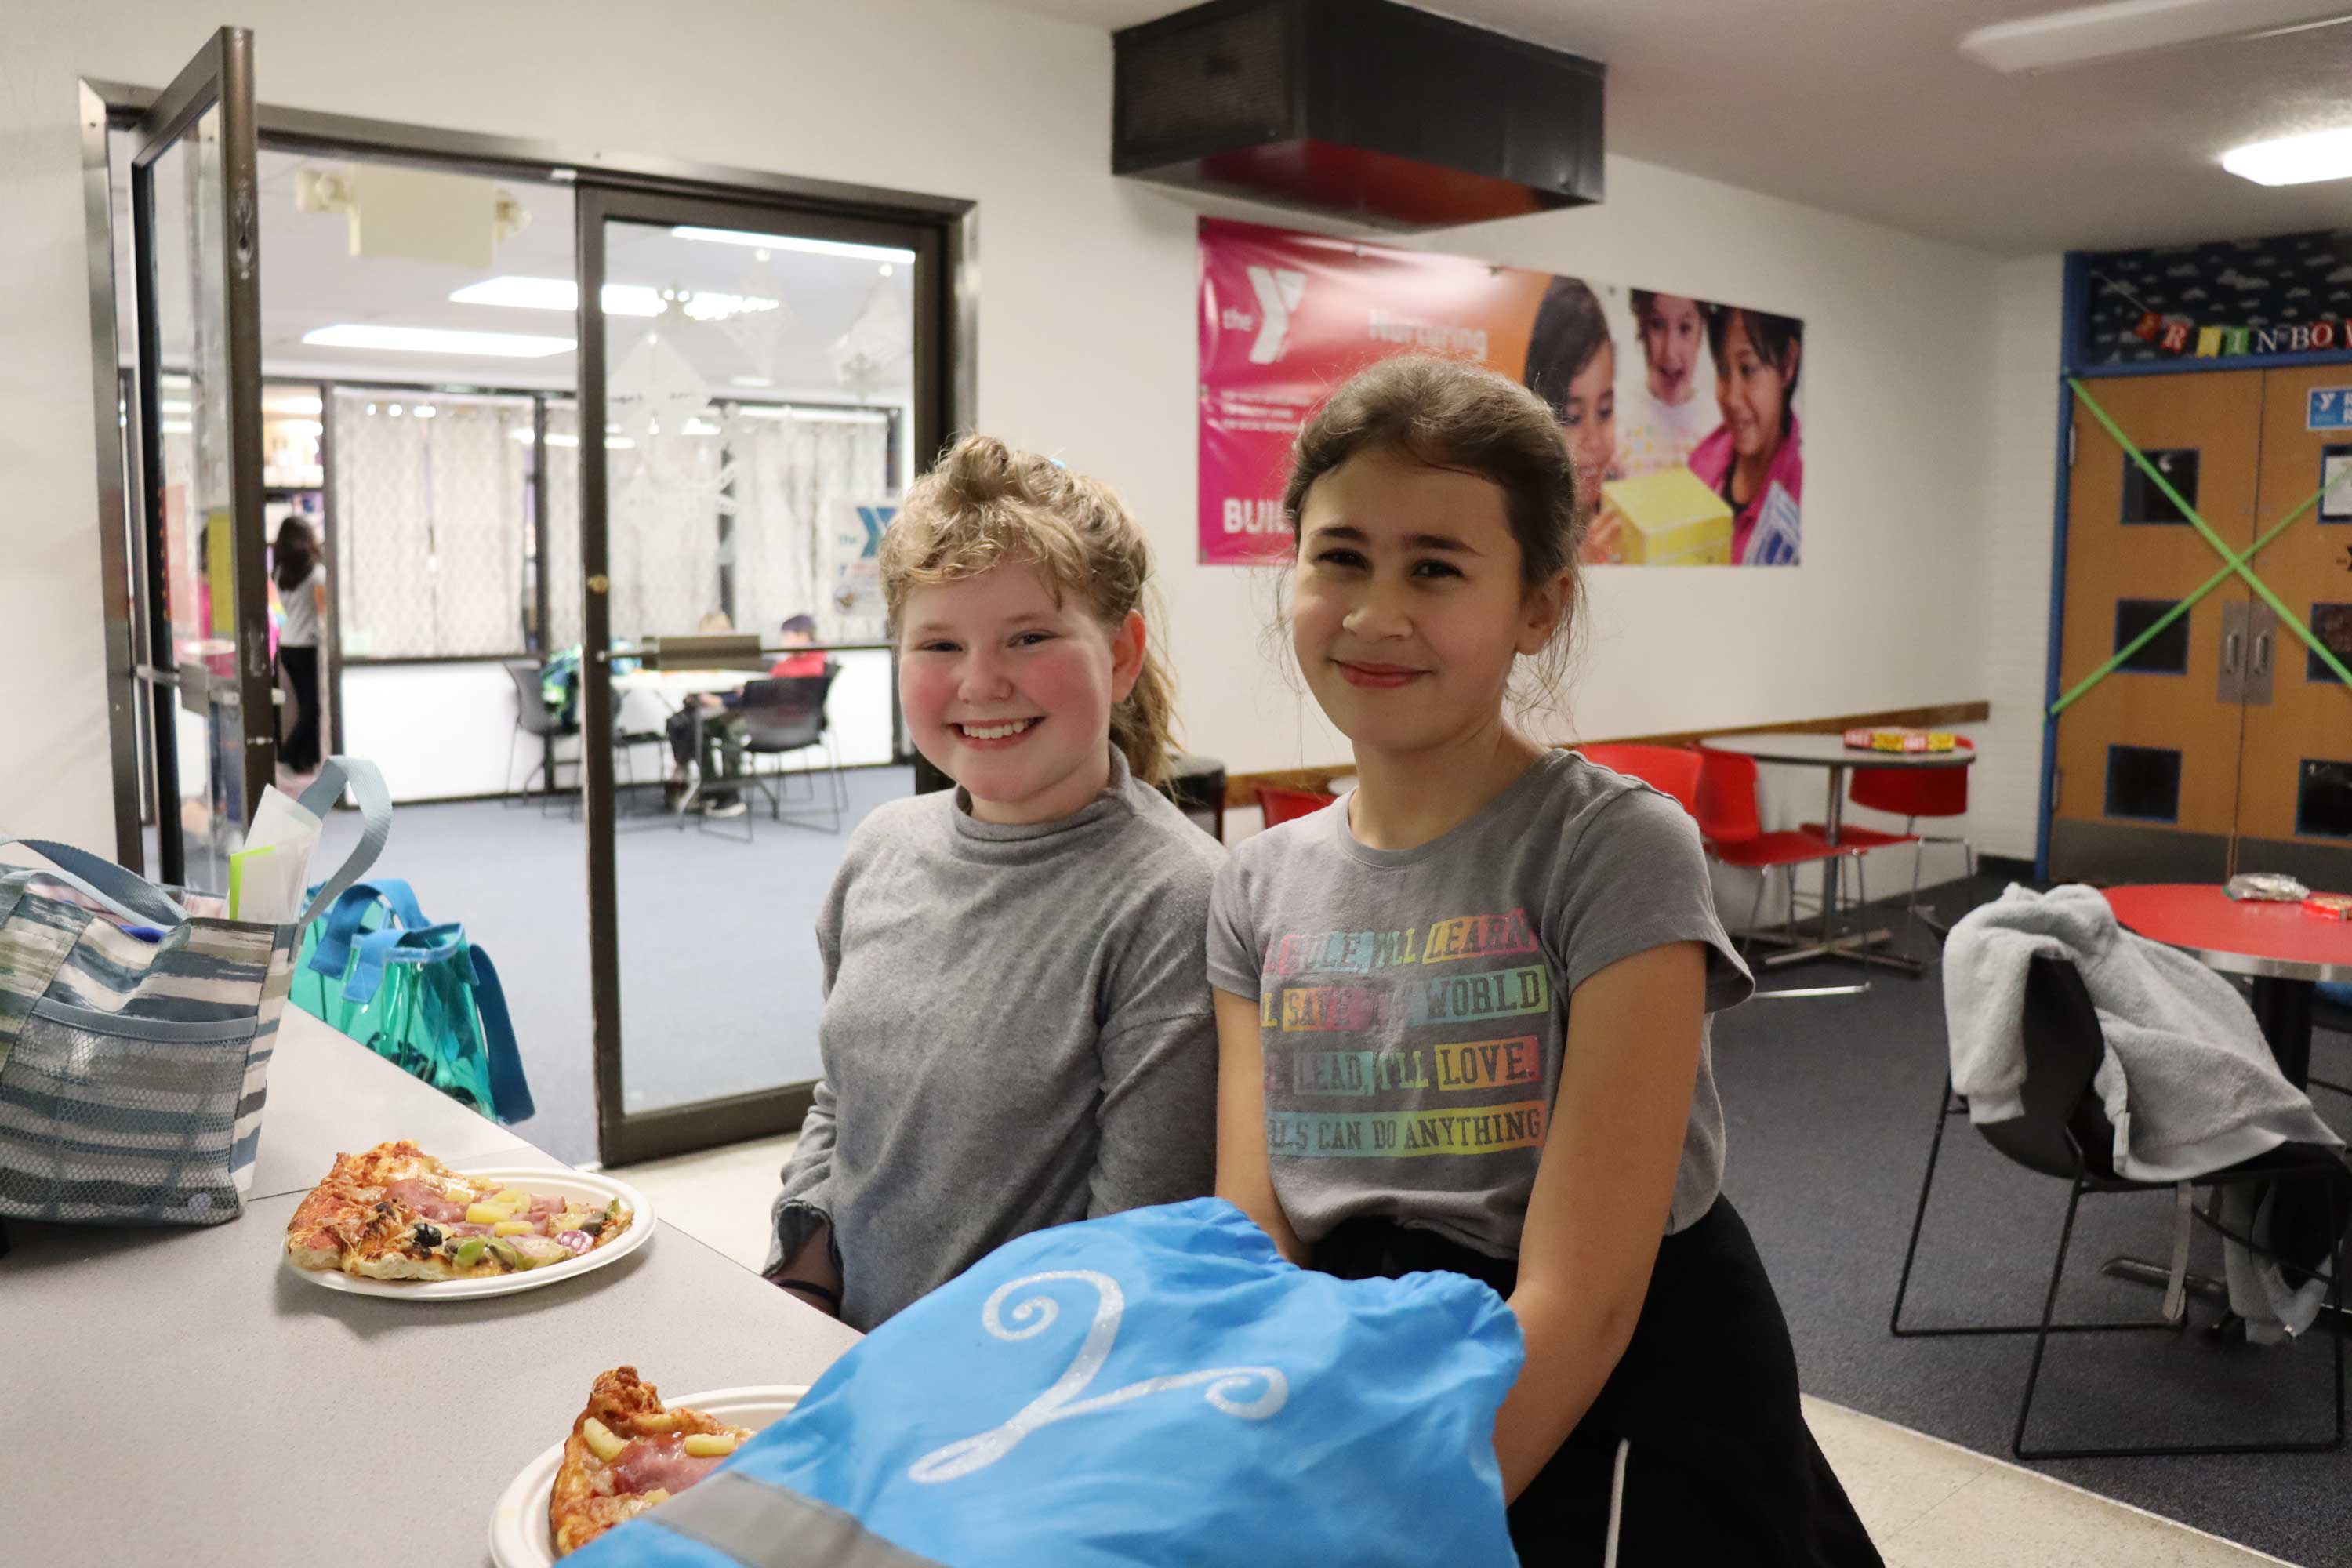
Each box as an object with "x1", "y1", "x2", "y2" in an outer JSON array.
[{"x1": 1600, "y1": 467, "x2": 1733, "y2": 566}]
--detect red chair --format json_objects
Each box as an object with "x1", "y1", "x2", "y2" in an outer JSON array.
[
  {"x1": 1575, "y1": 742, "x2": 1702, "y2": 817},
  {"x1": 1258, "y1": 784, "x2": 1338, "y2": 827},
  {"x1": 1802, "y1": 737, "x2": 1974, "y2": 938},
  {"x1": 1695, "y1": 747, "x2": 1869, "y2": 996}
]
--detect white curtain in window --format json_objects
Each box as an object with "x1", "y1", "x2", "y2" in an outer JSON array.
[
  {"x1": 608, "y1": 428, "x2": 723, "y2": 643},
  {"x1": 329, "y1": 390, "x2": 433, "y2": 658},
  {"x1": 731, "y1": 412, "x2": 891, "y2": 642},
  {"x1": 543, "y1": 402, "x2": 583, "y2": 653},
  {"x1": 428, "y1": 402, "x2": 531, "y2": 655},
  {"x1": 328, "y1": 391, "x2": 531, "y2": 657}
]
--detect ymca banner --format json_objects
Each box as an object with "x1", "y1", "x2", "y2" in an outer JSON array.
[{"x1": 1196, "y1": 217, "x2": 1806, "y2": 568}]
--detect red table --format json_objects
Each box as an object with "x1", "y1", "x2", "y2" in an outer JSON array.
[{"x1": 2102, "y1": 884, "x2": 2352, "y2": 1090}]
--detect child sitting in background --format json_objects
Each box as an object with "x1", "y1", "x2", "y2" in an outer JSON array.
[{"x1": 764, "y1": 436, "x2": 1224, "y2": 1330}]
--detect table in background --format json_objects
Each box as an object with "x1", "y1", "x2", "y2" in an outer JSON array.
[
  {"x1": 1699, "y1": 731, "x2": 1978, "y2": 978},
  {"x1": 2103, "y1": 884, "x2": 2352, "y2": 1090},
  {"x1": 0, "y1": 1007, "x2": 859, "y2": 1566},
  {"x1": 2097, "y1": 884, "x2": 2352, "y2": 1313}
]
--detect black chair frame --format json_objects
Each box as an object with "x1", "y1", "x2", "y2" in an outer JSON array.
[
  {"x1": 699, "y1": 668, "x2": 844, "y2": 841},
  {"x1": 503, "y1": 660, "x2": 580, "y2": 818},
  {"x1": 1890, "y1": 956, "x2": 2347, "y2": 1460}
]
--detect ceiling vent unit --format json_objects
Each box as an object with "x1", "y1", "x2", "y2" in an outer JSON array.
[{"x1": 1112, "y1": 0, "x2": 1604, "y2": 230}]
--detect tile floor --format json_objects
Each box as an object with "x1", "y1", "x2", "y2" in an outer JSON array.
[{"x1": 622, "y1": 1135, "x2": 2299, "y2": 1568}]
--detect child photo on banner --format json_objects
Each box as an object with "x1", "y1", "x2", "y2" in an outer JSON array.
[{"x1": 1196, "y1": 218, "x2": 1805, "y2": 570}]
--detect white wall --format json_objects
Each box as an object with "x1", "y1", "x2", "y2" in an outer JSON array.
[
  {"x1": 1973, "y1": 256, "x2": 2069, "y2": 863},
  {"x1": 5, "y1": 0, "x2": 2044, "y2": 865}
]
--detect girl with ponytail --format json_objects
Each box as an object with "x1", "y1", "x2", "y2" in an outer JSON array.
[{"x1": 764, "y1": 436, "x2": 1225, "y2": 1330}]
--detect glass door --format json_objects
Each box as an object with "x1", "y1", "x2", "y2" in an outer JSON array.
[
  {"x1": 577, "y1": 187, "x2": 940, "y2": 1165},
  {"x1": 127, "y1": 28, "x2": 270, "y2": 893}
]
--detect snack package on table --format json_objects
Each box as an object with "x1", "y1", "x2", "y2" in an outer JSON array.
[
  {"x1": 566, "y1": 1197, "x2": 1525, "y2": 1567},
  {"x1": 1842, "y1": 728, "x2": 1958, "y2": 753}
]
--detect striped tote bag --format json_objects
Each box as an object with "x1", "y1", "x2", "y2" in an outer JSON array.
[{"x1": 0, "y1": 759, "x2": 389, "y2": 1228}]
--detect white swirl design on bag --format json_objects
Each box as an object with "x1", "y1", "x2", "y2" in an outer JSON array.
[{"x1": 907, "y1": 1269, "x2": 1288, "y2": 1483}]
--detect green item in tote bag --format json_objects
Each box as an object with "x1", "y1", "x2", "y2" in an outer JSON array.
[
  {"x1": 0, "y1": 758, "x2": 391, "y2": 1228},
  {"x1": 293, "y1": 879, "x2": 535, "y2": 1125}
]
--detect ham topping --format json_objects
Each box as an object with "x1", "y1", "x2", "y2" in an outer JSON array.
[
  {"x1": 386, "y1": 1178, "x2": 468, "y2": 1225},
  {"x1": 611, "y1": 1436, "x2": 723, "y2": 1496}
]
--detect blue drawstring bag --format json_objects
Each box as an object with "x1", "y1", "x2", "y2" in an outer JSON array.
[{"x1": 571, "y1": 1198, "x2": 1523, "y2": 1567}]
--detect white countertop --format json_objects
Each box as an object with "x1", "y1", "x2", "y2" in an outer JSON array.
[{"x1": 0, "y1": 1007, "x2": 860, "y2": 1566}]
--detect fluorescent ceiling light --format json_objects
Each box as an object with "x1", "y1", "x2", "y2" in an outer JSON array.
[
  {"x1": 678, "y1": 292, "x2": 779, "y2": 323},
  {"x1": 2224, "y1": 126, "x2": 2352, "y2": 184},
  {"x1": 161, "y1": 422, "x2": 192, "y2": 435},
  {"x1": 162, "y1": 399, "x2": 191, "y2": 414},
  {"x1": 303, "y1": 324, "x2": 575, "y2": 358},
  {"x1": 1961, "y1": 0, "x2": 2352, "y2": 73},
  {"x1": 264, "y1": 394, "x2": 324, "y2": 416},
  {"x1": 734, "y1": 405, "x2": 891, "y2": 424},
  {"x1": 450, "y1": 276, "x2": 666, "y2": 317},
  {"x1": 509, "y1": 430, "x2": 633, "y2": 448},
  {"x1": 453, "y1": 274, "x2": 778, "y2": 321},
  {"x1": 729, "y1": 376, "x2": 773, "y2": 387},
  {"x1": 670, "y1": 227, "x2": 915, "y2": 263}
]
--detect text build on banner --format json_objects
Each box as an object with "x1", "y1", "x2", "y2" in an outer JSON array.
[{"x1": 1197, "y1": 218, "x2": 1806, "y2": 568}]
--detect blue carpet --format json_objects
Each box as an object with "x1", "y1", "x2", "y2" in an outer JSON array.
[{"x1": 310, "y1": 766, "x2": 913, "y2": 1166}]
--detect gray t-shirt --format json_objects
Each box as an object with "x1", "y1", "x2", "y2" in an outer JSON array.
[
  {"x1": 1207, "y1": 750, "x2": 1752, "y2": 1258},
  {"x1": 771, "y1": 750, "x2": 1226, "y2": 1329}
]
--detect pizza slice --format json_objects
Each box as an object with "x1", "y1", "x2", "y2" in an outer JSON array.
[
  {"x1": 284, "y1": 1140, "x2": 633, "y2": 1282},
  {"x1": 551, "y1": 1366, "x2": 754, "y2": 1557}
]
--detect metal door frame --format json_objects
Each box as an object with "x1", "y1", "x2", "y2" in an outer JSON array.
[
  {"x1": 82, "y1": 76, "x2": 977, "y2": 881},
  {"x1": 579, "y1": 185, "x2": 947, "y2": 1166},
  {"x1": 90, "y1": 30, "x2": 272, "y2": 881}
]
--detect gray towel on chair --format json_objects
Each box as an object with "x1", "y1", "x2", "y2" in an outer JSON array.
[
  {"x1": 1946, "y1": 885, "x2": 2343, "y2": 1334},
  {"x1": 1944, "y1": 884, "x2": 2336, "y2": 1180}
]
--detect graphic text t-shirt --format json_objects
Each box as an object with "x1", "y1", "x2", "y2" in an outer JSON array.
[{"x1": 1207, "y1": 752, "x2": 1753, "y2": 1258}]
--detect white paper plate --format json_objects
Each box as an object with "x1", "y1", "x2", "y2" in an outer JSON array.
[
  {"x1": 284, "y1": 1164, "x2": 656, "y2": 1301},
  {"x1": 488, "y1": 1385, "x2": 807, "y2": 1568}
]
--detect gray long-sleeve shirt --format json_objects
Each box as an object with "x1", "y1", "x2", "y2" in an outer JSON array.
[{"x1": 768, "y1": 750, "x2": 1225, "y2": 1329}]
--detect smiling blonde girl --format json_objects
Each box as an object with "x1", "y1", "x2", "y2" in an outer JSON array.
[{"x1": 764, "y1": 436, "x2": 1222, "y2": 1330}]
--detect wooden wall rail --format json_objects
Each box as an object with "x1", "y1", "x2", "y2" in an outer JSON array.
[{"x1": 1219, "y1": 700, "x2": 1992, "y2": 808}]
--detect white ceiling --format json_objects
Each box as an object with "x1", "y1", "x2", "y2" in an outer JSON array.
[
  {"x1": 988, "y1": 0, "x2": 2352, "y2": 256},
  {"x1": 116, "y1": 143, "x2": 915, "y2": 403}
]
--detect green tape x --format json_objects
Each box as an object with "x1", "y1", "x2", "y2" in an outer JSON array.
[{"x1": 2049, "y1": 376, "x2": 2352, "y2": 718}]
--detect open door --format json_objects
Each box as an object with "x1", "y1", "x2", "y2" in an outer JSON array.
[
  {"x1": 576, "y1": 185, "x2": 938, "y2": 1164},
  {"x1": 126, "y1": 27, "x2": 270, "y2": 893}
]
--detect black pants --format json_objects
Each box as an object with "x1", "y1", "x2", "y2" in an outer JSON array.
[
  {"x1": 666, "y1": 706, "x2": 745, "y2": 773},
  {"x1": 278, "y1": 644, "x2": 321, "y2": 773},
  {"x1": 1312, "y1": 1197, "x2": 1882, "y2": 1566}
]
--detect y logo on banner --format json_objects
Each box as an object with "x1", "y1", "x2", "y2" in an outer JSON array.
[
  {"x1": 1245, "y1": 266, "x2": 1307, "y2": 365},
  {"x1": 855, "y1": 505, "x2": 893, "y2": 560}
]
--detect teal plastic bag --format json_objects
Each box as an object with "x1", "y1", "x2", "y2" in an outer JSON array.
[{"x1": 292, "y1": 879, "x2": 534, "y2": 1124}]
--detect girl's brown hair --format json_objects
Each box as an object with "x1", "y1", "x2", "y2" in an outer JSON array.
[
  {"x1": 1280, "y1": 354, "x2": 1588, "y2": 696},
  {"x1": 881, "y1": 435, "x2": 1178, "y2": 786}
]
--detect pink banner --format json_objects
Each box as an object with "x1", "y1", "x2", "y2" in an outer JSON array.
[{"x1": 1197, "y1": 218, "x2": 1806, "y2": 569}]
